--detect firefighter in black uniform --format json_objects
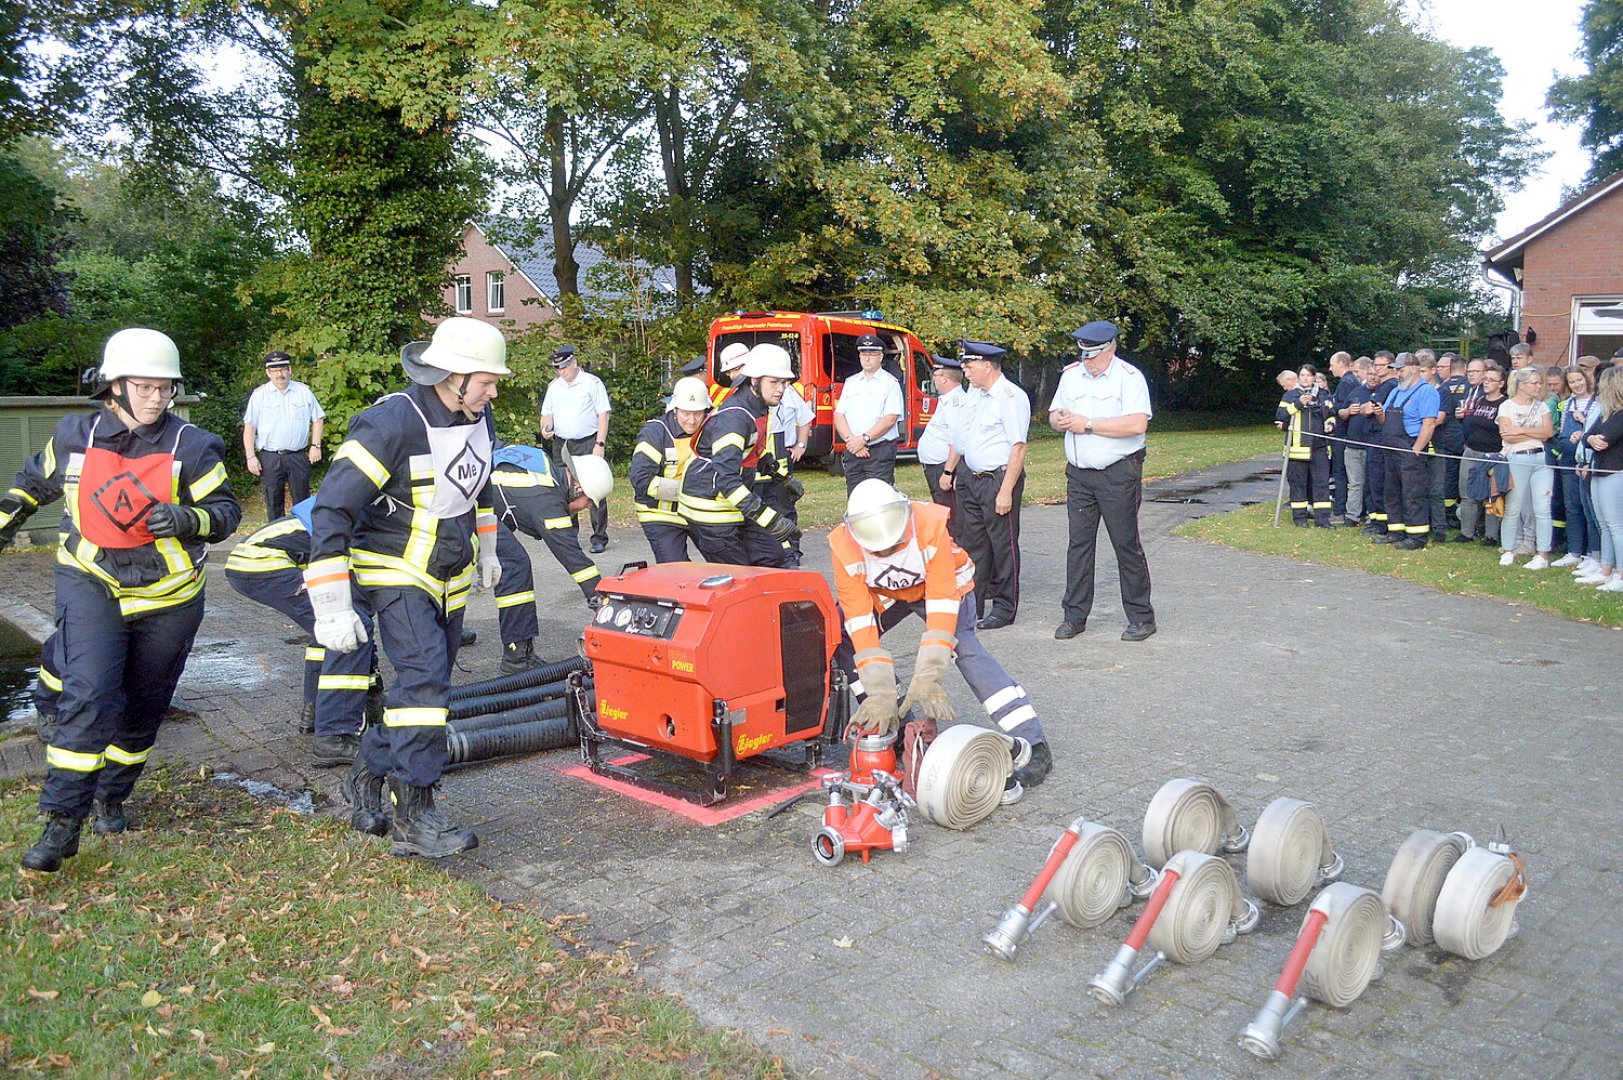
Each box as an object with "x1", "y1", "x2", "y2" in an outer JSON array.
[
  {"x1": 307, "y1": 317, "x2": 507, "y2": 858},
  {"x1": 630, "y1": 376, "x2": 711, "y2": 563},
  {"x1": 224, "y1": 499, "x2": 378, "y2": 768},
  {"x1": 678, "y1": 344, "x2": 797, "y2": 566},
  {"x1": 490, "y1": 444, "x2": 611, "y2": 673},
  {"x1": 0, "y1": 328, "x2": 242, "y2": 872},
  {"x1": 1276, "y1": 364, "x2": 1333, "y2": 527}
]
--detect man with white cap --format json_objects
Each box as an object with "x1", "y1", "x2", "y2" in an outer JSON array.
[
  {"x1": 833, "y1": 332, "x2": 904, "y2": 491},
  {"x1": 540, "y1": 345, "x2": 612, "y2": 553},
  {"x1": 307, "y1": 316, "x2": 507, "y2": 858},
  {"x1": 831, "y1": 479, "x2": 1053, "y2": 793}
]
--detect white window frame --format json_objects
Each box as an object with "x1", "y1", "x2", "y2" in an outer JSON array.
[
  {"x1": 453, "y1": 275, "x2": 473, "y2": 314},
  {"x1": 1571, "y1": 295, "x2": 1623, "y2": 361},
  {"x1": 487, "y1": 271, "x2": 505, "y2": 313}
]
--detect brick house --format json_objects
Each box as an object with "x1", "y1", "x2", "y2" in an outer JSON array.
[
  {"x1": 1483, "y1": 168, "x2": 1623, "y2": 364},
  {"x1": 437, "y1": 222, "x2": 679, "y2": 332}
]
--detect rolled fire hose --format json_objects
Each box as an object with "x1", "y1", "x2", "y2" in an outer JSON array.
[
  {"x1": 1141, "y1": 778, "x2": 1250, "y2": 869},
  {"x1": 1432, "y1": 846, "x2": 1525, "y2": 960},
  {"x1": 1300, "y1": 883, "x2": 1389, "y2": 1007},
  {"x1": 447, "y1": 697, "x2": 571, "y2": 734},
  {"x1": 1380, "y1": 829, "x2": 1473, "y2": 946},
  {"x1": 1246, "y1": 797, "x2": 1343, "y2": 906},
  {"x1": 446, "y1": 715, "x2": 575, "y2": 766},
  {"x1": 1048, "y1": 822, "x2": 1157, "y2": 930},
  {"x1": 448, "y1": 676, "x2": 587, "y2": 720},
  {"x1": 449, "y1": 655, "x2": 589, "y2": 702},
  {"x1": 1146, "y1": 850, "x2": 1257, "y2": 964},
  {"x1": 913, "y1": 725, "x2": 1013, "y2": 831}
]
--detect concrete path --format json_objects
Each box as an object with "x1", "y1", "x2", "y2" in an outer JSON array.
[{"x1": 1, "y1": 456, "x2": 1617, "y2": 1078}]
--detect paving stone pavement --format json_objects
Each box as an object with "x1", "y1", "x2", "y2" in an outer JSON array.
[{"x1": 1, "y1": 456, "x2": 1619, "y2": 1078}]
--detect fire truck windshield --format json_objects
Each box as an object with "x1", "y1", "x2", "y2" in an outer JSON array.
[{"x1": 713, "y1": 331, "x2": 801, "y2": 382}]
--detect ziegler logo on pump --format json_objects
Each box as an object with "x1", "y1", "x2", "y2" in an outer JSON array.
[
  {"x1": 601, "y1": 704, "x2": 630, "y2": 722},
  {"x1": 92, "y1": 472, "x2": 159, "y2": 531},
  {"x1": 736, "y1": 732, "x2": 773, "y2": 754}
]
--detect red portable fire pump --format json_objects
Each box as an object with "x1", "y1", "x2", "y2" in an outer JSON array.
[{"x1": 571, "y1": 563, "x2": 848, "y2": 804}]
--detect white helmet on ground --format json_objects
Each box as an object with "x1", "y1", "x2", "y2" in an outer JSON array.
[
  {"x1": 844, "y1": 479, "x2": 913, "y2": 552},
  {"x1": 718, "y1": 342, "x2": 750, "y2": 373},
  {"x1": 743, "y1": 343, "x2": 795, "y2": 380},
  {"x1": 571, "y1": 454, "x2": 614, "y2": 505},
  {"x1": 401, "y1": 317, "x2": 512, "y2": 384},
  {"x1": 669, "y1": 376, "x2": 711, "y2": 412},
  {"x1": 96, "y1": 329, "x2": 182, "y2": 398}
]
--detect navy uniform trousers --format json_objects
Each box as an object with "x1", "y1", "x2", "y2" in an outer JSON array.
[
  {"x1": 359, "y1": 586, "x2": 463, "y2": 788},
  {"x1": 493, "y1": 485, "x2": 602, "y2": 646},
  {"x1": 957, "y1": 467, "x2": 1024, "y2": 623},
  {"x1": 224, "y1": 566, "x2": 374, "y2": 737},
  {"x1": 641, "y1": 521, "x2": 691, "y2": 563},
  {"x1": 43, "y1": 571, "x2": 204, "y2": 817}
]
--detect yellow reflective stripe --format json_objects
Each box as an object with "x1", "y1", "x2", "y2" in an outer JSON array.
[
  {"x1": 46, "y1": 746, "x2": 105, "y2": 772},
  {"x1": 224, "y1": 547, "x2": 299, "y2": 573},
  {"x1": 678, "y1": 499, "x2": 743, "y2": 523},
  {"x1": 724, "y1": 487, "x2": 751, "y2": 507},
  {"x1": 318, "y1": 675, "x2": 372, "y2": 691},
  {"x1": 104, "y1": 743, "x2": 151, "y2": 766},
  {"x1": 635, "y1": 442, "x2": 663, "y2": 463},
  {"x1": 334, "y1": 441, "x2": 390, "y2": 488},
  {"x1": 42, "y1": 439, "x2": 57, "y2": 477},
  {"x1": 305, "y1": 647, "x2": 325, "y2": 662},
  {"x1": 713, "y1": 432, "x2": 746, "y2": 453},
  {"x1": 189, "y1": 462, "x2": 228, "y2": 501},
  {"x1": 402, "y1": 501, "x2": 436, "y2": 568},
  {"x1": 495, "y1": 590, "x2": 535, "y2": 609},
  {"x1": 636, "y1": 507, "x2": 685, "y2": 525},
  {"x1": 8, "y1": 487, "x2": 37, "y2": 508},
  {"x1": 383, "y1": 707, "x2": 448, "y2": 728},
  {"x1": 571, "y1": 566, "x2": 600, "y2": 583},
  {"x1": 153, "y1": 536, "x2": 189, "y2": 575},
  {"x1": 39, "y1": 666, "x2": 62, "y2": 692},
  {"x1": 491, "y1": 471, "x2": 547, "y2": 489},
  {"x1": 645, "y1": 476, "x2": 664, "y2": 499},
  {"x1": 543, "y1": 516, "x2": 573, "y2": 530}
]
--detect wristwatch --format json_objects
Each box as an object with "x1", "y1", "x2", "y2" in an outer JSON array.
[{"x1": 1083, "y1": 420, "x2": 1095, "y2": 435}]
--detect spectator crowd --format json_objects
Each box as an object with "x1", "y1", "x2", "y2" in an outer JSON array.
[{"x1": 1274, "y1": 343, "x2": 1623, "y2": 593}]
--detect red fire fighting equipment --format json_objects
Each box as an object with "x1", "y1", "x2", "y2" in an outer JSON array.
[{"x1": 576, "y1": 563, "x2": 845, "y2": 803}]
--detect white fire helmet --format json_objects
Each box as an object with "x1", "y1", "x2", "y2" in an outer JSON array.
[
  {"x1": 718, "y1": 342, "x2": 750, "y2": 372},
  {"x1": 97, "y1": 328, "x2": 182, "y2": 398},
  {"x1": 401, "y1": 317, "x2": 512, "y2": 384},
  {"x1": 571, "y1": 454, "x2": 614, "y2": 505},
  {"x1": 669, "y1": 376, "x2": 711, "y2": 411},
  {"x1": 844, "y1": 479, "x2": 913, "y2": 552},
  {"x1": 743, "y1": 343, "x2": 795, "y2": 380}
]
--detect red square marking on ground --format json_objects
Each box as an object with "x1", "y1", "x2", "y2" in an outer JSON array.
[{"x1": 559, "y1": 753, "x2": 835, "y2": 826}]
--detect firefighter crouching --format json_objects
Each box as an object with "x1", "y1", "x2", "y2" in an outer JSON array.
[
  {"x1": 0, "y1": 328, "x2": 242, "y2": 872},
  {"x1": 679, "y1": 344, "x2": 797, "y2": 566},
  {"x1": 630, "y1": 376, "x2": 711, "y2": 563},
  {"x1": 832, "y1": 480, "x2": 1053, "y2": 797},
  {"x1": 224, "y1": 498, "x2": 377, "y2": 767},
  {"x1": 490, "y1": 445, "x2": 612, "y2": 673},
  {"x1": 307, "y1": 316, "x2": 507, "y2": 858}
]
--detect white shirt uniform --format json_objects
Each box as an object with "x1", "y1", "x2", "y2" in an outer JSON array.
[
  {"x1": 956, "y1": 375, "x2": 1030, "y2": 473},
  {"x1": 834, "y1": 368, "x2": 903, "y2": 444},
  {"x1": 540, "y1": 370, "x2": 611, "y2": 440},
  {"x1": 769, "y1": 383, "x2": 815, "y2": 438},
  {"x1": 242, "y1": 380, "x2": 325, "y2": 452},
  {"x1": 917, "y1": 385, "x2": 969, "y2": 466},
  {"x1": 1053, "y1": 356, "x2": 1153, "y2": 469}
]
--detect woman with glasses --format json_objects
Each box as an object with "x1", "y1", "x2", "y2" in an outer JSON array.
[
  {"x1": 1496, "y1": 367, "x2": 1555, "y2": 570},
  {"x1": 0, "y1": 328, "x2": 241, "y2": 872}
]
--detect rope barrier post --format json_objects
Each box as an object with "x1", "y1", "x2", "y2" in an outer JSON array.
[
  {"x1": 983, "y1": 817, "x2": 1088, "y2": 961},
  {"x1": 1273, "y1": 429, "x2": 1291, "y2": 528}
]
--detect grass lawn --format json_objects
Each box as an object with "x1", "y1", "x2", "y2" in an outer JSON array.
[
  {"x1": 1178, "y1": 502, "x2": 1623, "y2": 629},
  {"x1": 0, "y1": 771, "x2": 785, "y2": 1079}
]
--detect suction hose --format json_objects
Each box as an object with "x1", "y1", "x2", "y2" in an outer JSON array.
[
  {"x1": 447, "y1": 697, "x2": 572, "y2": 734},
  {"x1": 449, "y1": 656, "x2": 589, "y2": 702},
  {"x1": 913, "y1": 725, "x2": 1013, "y2": 831},
  {"x1": 1246, "y1": 797, "x2": 1343, "y2": 906},
  {"x1": 446, "y1": 716, "x2": 575, "y2": 766},
  {"x1": 449, "y1": 677, "x2": 587, "y2": 720},
  {"x1": 1141, "y1": 778, "x2": 1250, "y2": 869}
]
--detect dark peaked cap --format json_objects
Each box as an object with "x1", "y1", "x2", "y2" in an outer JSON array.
[
  {"x1": 1071, "y1": 321, "x2": 1119, "y2": 346},
  {"x1": 957, "y1": 340, "x2": 1007, "y2": 362}
]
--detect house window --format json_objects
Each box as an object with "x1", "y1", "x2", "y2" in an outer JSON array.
[
  {"x1": 1573, "y1": 297, "x2": 1623, "y2": 364},
  {"x1": 487, "y1": 271, "x2": 505, "y2": 313},
  {"x1": 453, "y1": 275, "x2": 472, "y2": 314}
]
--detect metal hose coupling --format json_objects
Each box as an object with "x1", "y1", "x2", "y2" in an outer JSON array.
[
  {"x1": 1087, "y1": 943, "x2": 1166, "y2": 1006},
  {"x1": 1239, "y1": 989, "x2": 1307, "y2": 1061}
]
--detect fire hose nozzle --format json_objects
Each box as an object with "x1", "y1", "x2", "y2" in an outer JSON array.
[
  {"x1": 1086, "y1": 944, "x2": 1164, "y2": 1006},
  {"x1": 982, "y1": 900, "x2": 1058, "y2": 962},
  {"x1": 1239, "y1": 989, "x2": 1307, "y2": 1061}
]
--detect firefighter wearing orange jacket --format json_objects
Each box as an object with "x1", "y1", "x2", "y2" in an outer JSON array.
[
  {"x1": 0, "y1": 328, "x2": 242, "y2": 872},
  {"x1": 830, "y1": 480, "x2": 1053, "y2": 795}
]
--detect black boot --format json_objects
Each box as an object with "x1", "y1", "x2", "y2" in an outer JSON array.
[
  {"x1": 93, "y1": 799, "x2": 127, "y2": 836},
  {"x1": 386, "y1": 778, "x2": 477, "y2": 859},
  {"x1": 311, "y1": 733, "x2": 362, "y2": 768},
  {"x1": 297, "y1": 701, "x2": 316, "y2": 735},
  {"x1": 459, "y1": 628, "x2": 478, "y2": 648},
  {"x1": 20, "y1": 813, "x2": 84, "y2": 873},
  {"x1": 1013, "y1": 741, "x2": 1052, "y2": 788},
  {"x1": 340, "y1": 759, "x2": 388, "y2": 837},
  {"x1": 501, "y1": 639, "x2": 542, "y2": 676}
]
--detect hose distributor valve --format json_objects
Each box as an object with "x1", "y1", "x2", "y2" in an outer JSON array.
[{"x1": 812, "y1": 770, "x2": 914, "y2": 867}]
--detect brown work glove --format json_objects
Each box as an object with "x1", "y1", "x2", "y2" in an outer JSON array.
[
  {"x1": 901, "y1": 643, "x2": 955, "y2": 723},
  {"x1": 849, "y1": 658, "x2": 900, "y2": 736}
]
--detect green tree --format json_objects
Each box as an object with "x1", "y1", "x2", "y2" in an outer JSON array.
[{"x1": 1548, "y1": 0, "x2": 1623, "y2": 187}]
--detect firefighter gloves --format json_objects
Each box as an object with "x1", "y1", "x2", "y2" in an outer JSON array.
[
  {"x1": 902, "y1": 643, "x2": 956, "y2": 724},
  {"x1": 303, "y1": 559, "x2": 369, "y2": 653},
  {"x1": 145, "y1": 502, "x2": 202, "y2": 540}
]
